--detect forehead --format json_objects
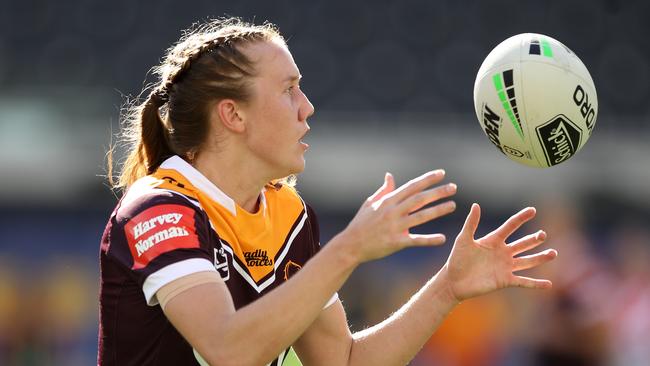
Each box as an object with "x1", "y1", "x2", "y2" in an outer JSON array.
[{"x1": 244, "y1": 39, "x2": 299, "y2": 81}]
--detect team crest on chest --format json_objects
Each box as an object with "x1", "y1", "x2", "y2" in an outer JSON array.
[{"x1": 283, "y1": 260, "x2": 302, "y2": 280}]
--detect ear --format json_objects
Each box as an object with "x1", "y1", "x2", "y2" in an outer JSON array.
[{"x1": 214, "y1": 99, "x2": 246, "y2": 133}]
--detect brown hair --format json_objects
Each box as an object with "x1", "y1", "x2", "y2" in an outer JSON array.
[{"x1": 108, "y1": 18, "x2": 284, "y2": 190}]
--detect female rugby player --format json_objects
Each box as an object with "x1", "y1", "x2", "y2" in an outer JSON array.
[{"x1": 99, "y1": 18, "x2": 557, "y2": 366}]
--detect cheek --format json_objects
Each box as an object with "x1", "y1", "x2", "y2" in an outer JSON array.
[
  {"x1": 256, "y1": 96, "x2": 294, "y2": 122},
  {"x1": 247, "y1": 120, "x2": 289, "y2": 157},
  {"x1": 245, "y1": 97, "x2": 297, "y2": 152}
]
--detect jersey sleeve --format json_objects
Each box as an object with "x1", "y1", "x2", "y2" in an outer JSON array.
[
  {"x1": 305, "y1": 203, "x2": 322, "y2": 255},
  {"x1": 305, "y1": 203, "x2": 339, "y2": 308},
  {"x1": 106, "y1": 190, "x2": 216, "y2": 306}
]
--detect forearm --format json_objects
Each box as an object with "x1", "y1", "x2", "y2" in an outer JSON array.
[
  {"x1": 216, "y1": 234, "x2": 359, "y2": 365},
  {"x1": 348, "y1": 266, "x2": 459, "y2": 366}
]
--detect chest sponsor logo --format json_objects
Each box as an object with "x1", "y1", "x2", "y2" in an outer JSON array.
[
  {"x1": 536, "y1": 115, "x2": 582, "y2": 166},
  {"x1": 124, "y1": 204, "x2": 200, "y2": 269},
  {"x1": 244, "y1": 249, "x2": 273, "y2": 267}
]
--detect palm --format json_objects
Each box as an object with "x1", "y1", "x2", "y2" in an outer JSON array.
[{"x1": 445, "y1": 204, "x2": 556, "y2": 302}]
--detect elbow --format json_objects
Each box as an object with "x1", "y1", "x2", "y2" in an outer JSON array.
[{"x1": 191, "y1": 319, "x2": 283, "y2": 366}]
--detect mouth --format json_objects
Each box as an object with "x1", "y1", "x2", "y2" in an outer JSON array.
[{"x1": 299, "y1": 128, "x2": 310, "y2": 149}]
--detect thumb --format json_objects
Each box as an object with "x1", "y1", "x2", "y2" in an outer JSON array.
[
  {"x1": 459, "y1": 203, "x2": 481, "y2": 239},
  {"x1": 368, "y1": 172, "x2": 395, "y2": 203}
]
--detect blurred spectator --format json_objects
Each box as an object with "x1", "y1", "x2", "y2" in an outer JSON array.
[
  {"x1": 522, "y1": 198, "x2": 614, "y2": 366},
  {"x1": 0, "y1": 258, "x2": 20, "y2": 366},
  {"x1": 416, "y1": 292, "x2": 510, "y2": 366},
  {"x1": 0, "y1": 258, "x2": 97, "y2": 366},
  {"x1": 607, "y1": 222, "x2": 650, "y2": 366}
]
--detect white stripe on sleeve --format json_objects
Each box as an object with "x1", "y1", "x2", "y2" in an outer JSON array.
[
  {"x1": 142, "y1": 258, "x2": 217, "y2": 306},
  {"x1": 324, "y1": 292, "x2": 339, "y2": 309}
]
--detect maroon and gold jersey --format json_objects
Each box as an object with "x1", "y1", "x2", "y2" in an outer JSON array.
[{"x1": 98, "y1": 156, "x2": 334, "y2": 366}]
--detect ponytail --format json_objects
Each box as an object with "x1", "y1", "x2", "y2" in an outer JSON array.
[
  {"x1": 109, "y1": 89, "x2": 174, "y2": 190},
  {"x1": 142, "y1": 90, "x2": 174, "y2": 174}
]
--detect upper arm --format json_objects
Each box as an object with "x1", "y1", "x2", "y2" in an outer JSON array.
[
  {"x1": 162, "y1": 276, "x2": 236, "y2": 365},
  {"x1": 108, "y1": 190, "x2": 234, "y2": 363},
  {"x1": 293, "y1": 299, "x2": 354, "y2": 366}
]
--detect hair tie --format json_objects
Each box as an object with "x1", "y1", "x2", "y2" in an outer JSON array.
[{"x1": 150, "y1": 88, "x2": 169, "y2": 105}]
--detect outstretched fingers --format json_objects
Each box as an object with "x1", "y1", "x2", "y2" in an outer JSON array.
[
  {"x1": 406, "y1": 233, "x2": 447, "y2": 247},
  {"x1": 492, "y1": 207, "x2": 537, "y2": 240},
  {"x1": 508, "y1": 230, "x2": 547, "y2": 256},
  {"x1": 385, "y1": 170, "x2": 446, "y2": 205},
  {"x1": 459, "y1": 203, "x2": 481, "y2": 239},
  {"x1": 368, "y1": 172, "x2": 396, "y2": 204},
  {"x1": 400, "y1": 183, "x2": 457, "y2": 215},
  {"x1": 511, "y1": 275, "x2": 553, "y2": 290},
  {"x1": 513, "y1": 249, "x2": 558, "y2": 272},
  {"x1": 404, "y1": 201, "x2": 456, "y2": 229}
]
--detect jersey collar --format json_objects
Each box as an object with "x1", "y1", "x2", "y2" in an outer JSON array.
[{"x1": 159, "y1": 155, "x2": 243, "y2": 215}]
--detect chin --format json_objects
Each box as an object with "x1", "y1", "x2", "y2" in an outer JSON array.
[
  {"x1": 288, "y1": 158, "x2": 306, "y2": 175},
  {"x1": 289, "y1": 164, "x2": 305, "y2": 175},
  {"x1": 271, "y1": 162, "x2": 304, "y2": 181}
]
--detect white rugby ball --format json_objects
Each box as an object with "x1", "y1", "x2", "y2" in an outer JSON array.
[{"x1": 473, "y1": 33, "x2": 597, "y2": 168}]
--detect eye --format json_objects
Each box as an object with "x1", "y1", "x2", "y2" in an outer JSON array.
[{"x1": 286, "y1": 85, "x2": 296, "y2": 95}]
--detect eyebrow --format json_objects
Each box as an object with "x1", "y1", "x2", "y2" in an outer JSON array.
[{"x1": 284, "y1": 74, "x2": 302, "y2": 83}]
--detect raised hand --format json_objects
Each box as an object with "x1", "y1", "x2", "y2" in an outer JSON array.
[
  {"x1": 340, "y1": 170, "x2": 457, "y2": 263},
  {"x1": 444, "y1": 203, "x2": 557, "y2": 302}
]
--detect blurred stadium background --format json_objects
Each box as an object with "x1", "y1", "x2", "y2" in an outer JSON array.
[{"x1": 1, "y1": 0, "x2": 649, "y2": 365}]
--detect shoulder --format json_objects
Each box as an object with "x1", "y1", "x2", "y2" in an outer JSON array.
[
  {"x1": 108, "y1": 178, "x2": 210, "y2": 262},
  {"x1": 104, "y1": 179, "x2": 212, "y2": 274},
  {"x1": 116, "y1": 176, "x2": 203, "y2": 223}
]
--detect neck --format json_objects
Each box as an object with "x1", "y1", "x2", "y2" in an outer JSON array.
[{"x1": 192, "y1": 149, "x2": 270, "y2": 213}]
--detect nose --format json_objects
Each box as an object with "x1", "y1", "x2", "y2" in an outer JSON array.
[{"x1": 299, "y1": 89, "x2": 315, "y2": 121}]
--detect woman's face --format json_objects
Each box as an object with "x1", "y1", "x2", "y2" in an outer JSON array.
[{"x1": 239, "y1": 39, "x2": 315, "y2": 179}]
